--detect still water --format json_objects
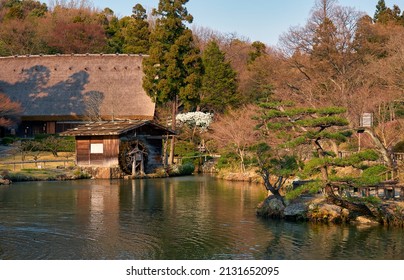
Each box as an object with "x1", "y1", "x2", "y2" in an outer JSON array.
[{"x1": 1, "y1": 175, "x2": 404, "y2": 260}]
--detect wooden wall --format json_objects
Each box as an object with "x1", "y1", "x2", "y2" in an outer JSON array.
[{"x1": 76, "y1": 136, "x2": 119, "y2": 167}]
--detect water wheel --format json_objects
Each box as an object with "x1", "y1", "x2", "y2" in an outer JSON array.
[{"x1": 119, "y1": 140, "x2": 148, "y2": 175}]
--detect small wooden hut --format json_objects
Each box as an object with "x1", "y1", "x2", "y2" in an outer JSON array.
[{"x1": 61, "y1": 120, "x2": 175, "y2": 176}]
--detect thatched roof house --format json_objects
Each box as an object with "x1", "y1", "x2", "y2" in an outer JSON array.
[
  {"x1": 0, "y1": 54, "x2": 176, "y2": 176},
  {"x1": 61, "y1": 120, "x2": 175, "y2": 176},
  {"x1": 0, "y1": 54, "x2": 155, "y2": 136}
]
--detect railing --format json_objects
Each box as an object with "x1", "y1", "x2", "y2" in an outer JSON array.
[
  {"x1": 338, "y1": 151, "x2": 404, "y2": 163},
  {"x1": 393, "y1": 153, "x2": 404, "y2": 162}
]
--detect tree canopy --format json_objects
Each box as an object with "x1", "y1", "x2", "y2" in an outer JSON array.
[
  {"x1": 142, "y1": 0, "x2": 202, "y2": 108},
  {"x1": 199, "y1": 40, "x2": 238, "y2": 113}
]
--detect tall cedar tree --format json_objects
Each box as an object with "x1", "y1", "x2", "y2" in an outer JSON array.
[
  {"x1": 199, "y1": 40, "x2": 238, "y2": 113},
  {"x1": 142, "y1": 0, "x2": 202, "y2": 108},
  {"x1": 122, "y1": 4, "x2": 150, "y2": 54},
  {"x1": 142, "y1": 0, "x2": 203, "y2": 163}
]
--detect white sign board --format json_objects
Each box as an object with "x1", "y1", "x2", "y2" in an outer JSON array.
[
  {"x1": 90, "y1": 143, "x2": 104, "y2": 154},
  {"x1": 360, "y1": 113, "x2": 373, "y2": 127}
]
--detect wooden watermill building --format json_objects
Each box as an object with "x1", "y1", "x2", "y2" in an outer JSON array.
[{"x1": 61, "y1": 120, "x2": 175, "y2": 177}]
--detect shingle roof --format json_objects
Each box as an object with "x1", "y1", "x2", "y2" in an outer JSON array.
[
  {"x1": 0, "y1": 54, "x2": 155, "y2": 121},
  {"x1": 60, "y1": 120, "x2": 175, "y2": 136}
]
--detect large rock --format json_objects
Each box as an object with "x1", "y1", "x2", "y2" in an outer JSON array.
[
  {"x1": 284, "y1": 203, "x2": 307, "y2": 221},
  {"x1": 256, "y1": 196, "x2": 285, "y2": 218},
  {"x1": 355, "y1": 216, "x2": 379, "y2": 225},
  {"x1": 307, "y1": 202, "x2": 349, "y2": 223}
]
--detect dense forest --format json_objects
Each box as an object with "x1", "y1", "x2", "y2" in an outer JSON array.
[{"x1": 1, "y1": 0, "x2": 403, "y2": 192}]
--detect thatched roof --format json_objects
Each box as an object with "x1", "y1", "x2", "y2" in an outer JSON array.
[
  {"x1": 60, "y1": 120, "x2": 175, "y2": 137},
  {"x1": 0, "y1": 54, "x2": 155, "y2": 121}
]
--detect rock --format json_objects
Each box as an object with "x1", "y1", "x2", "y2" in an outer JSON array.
[
  {"x1": 257, "y1": 196, "x2": 285, "y2": 218},
  {"x1": 284, "y1": 203, "x2": 307, "y2": 220},
  {"x1": 0, "y1": 178, "x2": 11, "y2": 185},
  {"x1": 355, "y1": 216, "x2": 379, "y2": 225},
  {"x1": 307, "y1": 202, "x2": 347, "y2": 223}
]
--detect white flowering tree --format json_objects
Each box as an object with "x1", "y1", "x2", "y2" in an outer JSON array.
[
  {"x1": 176, "y1": 112, "x2": 213, "y2": 149},
  {"x1": 176, "y1": 112, "x2": 213, "y2": 131}
]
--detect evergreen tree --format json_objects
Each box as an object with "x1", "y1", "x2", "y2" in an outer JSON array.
[
  {"x1": 142, "y1": 0, "x2": 202, "y2": 107},
  {"x1": 248, "y1": 41, "x2": 266, "y2": 64},
  {"x1": 199, "y1": 40, "x2": 238, "y2": 113},
  {"x1": 99, "y1": 8, "x2": 123, "y2": 53},
  {"x1": 374, "y1": 0, "x2": 387, "y2": 22},
  {"x1": 256, "y1": 101, "x2": 386, "y2": 217},
  {"x1": 142, "y1": 0, "x2": 203, "y2": 163},
  {"x1": 122, "y1": 4, "x2": 150, "y2": 54}
]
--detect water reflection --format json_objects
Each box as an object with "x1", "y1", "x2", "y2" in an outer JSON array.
[{"x1": 1, "y1": 176, "x2": 404, "y2": 260}]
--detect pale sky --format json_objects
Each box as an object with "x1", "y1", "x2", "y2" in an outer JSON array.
[{"x1": 45, "y1": 0, "x2": 404, "y2": 46}]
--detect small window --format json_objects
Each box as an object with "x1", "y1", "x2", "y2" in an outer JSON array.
[{"x1": 90, "y1": 143, "x2": 104, "y2": 154}]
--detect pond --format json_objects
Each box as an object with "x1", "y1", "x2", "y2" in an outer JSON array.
[{"x1": 1, "y1": 175, "x2": 404, "y2": 260}]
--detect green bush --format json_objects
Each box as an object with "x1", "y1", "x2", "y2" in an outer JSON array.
[
  {"x1": 178, "y1": 162, "x2": 195, "y2": 175},
  {"x1": 73, "y1": 169, "x2": 91, "y2": 179},
  {"x1": 1, "y1": 137, "x2": 16, "y2": 145},
  {"x1": 216, "y1": 152, "x2": 239, "y2": 170},
  {"x1": 393, "y1": 141, "x2": 404, "y2": 153},
  {"x1": 169, "y1": 163, "x2": 195, "y2": 176}
]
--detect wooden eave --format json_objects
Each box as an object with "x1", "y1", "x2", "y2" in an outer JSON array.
[{"x1": 60, "y1": 120, "x2": 176, "y2": 137}]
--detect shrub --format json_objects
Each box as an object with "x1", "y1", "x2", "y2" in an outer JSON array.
[
  {"x1": 73, "y1": 169, "x2": 91, "y2": 179},
  {"x1": 178, "y1": 162, "x2": 195, "y2": 175},
  {"x1": 168, "y1": 163, "x2": 195, "y2": 176},
  {"x1": 1, "y1": 136, "x2": 16, "y2": 145},
  {"x1": 393, "y1": 141, "x2": 404, "y2": 153}
]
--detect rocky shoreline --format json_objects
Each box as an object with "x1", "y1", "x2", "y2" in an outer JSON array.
[{"x1": 256, "y1": 195, "x2": 404, "y2": 227}]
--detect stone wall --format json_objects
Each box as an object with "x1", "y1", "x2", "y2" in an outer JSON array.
[{"x1": 81, "y1": 166, "x2": 124, "y2": 179}]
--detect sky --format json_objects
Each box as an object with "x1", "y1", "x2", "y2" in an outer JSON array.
[{"x1": 46, "y1": 0, "x2": 404, "y2": 46}]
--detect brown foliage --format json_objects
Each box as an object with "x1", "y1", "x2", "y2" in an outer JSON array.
[
  {"x1": 0, "y1": 93, "x2": 22, "y2": 128},
  {"x1": 41, "y1": 7, "x2": 107, "y2": 54}
]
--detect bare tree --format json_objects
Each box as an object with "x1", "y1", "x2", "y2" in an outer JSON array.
[
  {"x1": 84, "y1": 91, "x2": 104, "y2": 121},
  {"x1": 208, "y1": 105, "x2": 260, "y2": 172},
  {"x1": 277, "y1": 0, "x2": 364, "y2": 114}
]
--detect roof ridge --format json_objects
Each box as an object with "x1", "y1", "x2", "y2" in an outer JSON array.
[{"x1": 0, "y1": 53, "x2": 149, "y2": 59}]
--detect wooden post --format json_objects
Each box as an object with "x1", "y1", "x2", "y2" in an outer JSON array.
[{"x1": 140, "y1": 155, "x2": 144, "y2": 175}]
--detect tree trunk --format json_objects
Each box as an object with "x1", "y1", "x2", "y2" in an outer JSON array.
[
  {"x1": 238, "y1": 148, "x2": 245, "y2": 173},
  {"x1": 364, "y1": 128, "x2": 395, "y2": 170},
  {"x1": 313, "y1": 138, "x2": 329, "y2": 181},
  {"x1": 169, "y1": 97, "x2": 177, "y2": 165},
  {"x1": 324, "y1": 184, "x2": 375, "y2": 217}
]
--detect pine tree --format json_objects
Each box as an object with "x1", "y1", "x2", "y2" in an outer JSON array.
[
  {"x1": 199, "y1": 40, "x2": 238, "y2": 113},
  {"x1": 256, "y1": 101, "x2": 386, "y2": 217}
]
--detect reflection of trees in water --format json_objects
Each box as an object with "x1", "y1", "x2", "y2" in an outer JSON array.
[{"x1": 263, "y1": 220, "x2": 404, "y2": 259}]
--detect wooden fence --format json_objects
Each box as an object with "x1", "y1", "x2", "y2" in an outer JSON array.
[{"x1": 0, "y1": 159, "x2": 74, "y2": 171}]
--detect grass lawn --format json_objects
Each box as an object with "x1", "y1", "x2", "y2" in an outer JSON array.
[
  {"x1": 0, "y1": 149, "x2": 75, "y2": 171},
  {"x1": 0, "y1": 146, "x2": 85, "y2": 181}
]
